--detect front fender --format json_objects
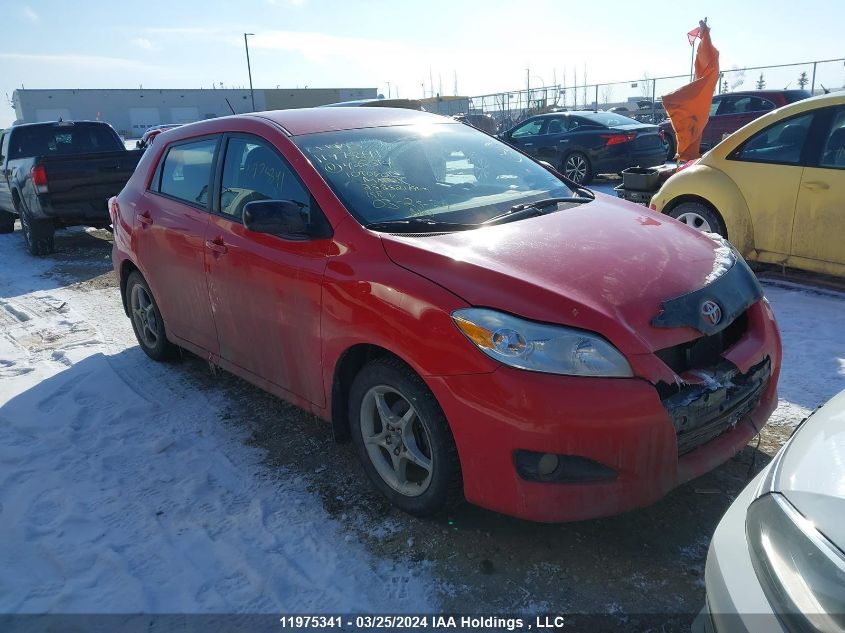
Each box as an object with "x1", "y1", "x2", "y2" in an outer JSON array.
[{"x1": 651, "y1": 165, "x2": 755, "y2": 257}]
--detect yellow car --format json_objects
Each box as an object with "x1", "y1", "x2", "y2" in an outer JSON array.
[{"x1": 651, "y1": 92, "x2": 845, "y2": 277}]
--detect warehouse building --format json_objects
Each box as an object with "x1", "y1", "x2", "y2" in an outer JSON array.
[{"x1": 11, "y1": 87, "x2": 378, "y2": 138}]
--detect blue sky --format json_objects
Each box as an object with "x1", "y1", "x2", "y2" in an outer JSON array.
[{"x1": 2, "y1": 0, "x2": 844, "y2": 127}]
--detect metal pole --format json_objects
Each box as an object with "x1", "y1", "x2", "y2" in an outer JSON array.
[
  {"x1": 526, "y1": 68, "x2": 530, "y2": 114},
  {"x1": 651, "y1": 79, "x2": 656, "y2": 121},
  {"x1": 244, "y1": 33, "x2": 255, "y2": 111},
  {"x1": 595, "y1": 84, "x2": 599, "y2": 111},
  {"x1": 810, "y1": 62, "x2": 817, "y2": 94},
  {"x1": 690, "y1": 41, "x2": 696, "y2": 82}
]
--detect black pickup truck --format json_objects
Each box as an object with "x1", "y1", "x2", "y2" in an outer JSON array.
[{"x1": 0, "y1": 120, "x2": 142, "y2": 255}]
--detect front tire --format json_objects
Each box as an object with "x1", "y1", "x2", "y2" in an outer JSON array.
[
  {"x1": 126, "y1": 271, "x2": 177, "y2": 361},
  {"x1": 349, "y1": 357, "x2": 462, "y2": 517},
  {"x1": 667, "y1": 201, "x2": 726, "y2": 236},
  {"x1": 562, "y1": 152, "x2": 593, "y2": 185}
]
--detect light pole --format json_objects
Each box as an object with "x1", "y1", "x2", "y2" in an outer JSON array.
[
  {"x1": 386, "y1": 81, "x2": 391, "y2": 99},
  {"x1": 244, "y1": 33, "x2": 255, "y2": 111}
]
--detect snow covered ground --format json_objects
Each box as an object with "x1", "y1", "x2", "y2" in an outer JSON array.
[
  {"x1": 0, "y1": 226, "x2": 843, "y2": 616},
  {"x1": 0, "y1": 230, "x2": 434, "y2": 613}
]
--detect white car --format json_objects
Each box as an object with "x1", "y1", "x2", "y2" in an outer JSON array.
[{"x1": 694, "y1": 390, "x2": 845, "y2": 632}]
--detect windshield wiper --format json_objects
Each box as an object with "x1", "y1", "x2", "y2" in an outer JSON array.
[
  {"x1": 482, "y1": 196, "x2": 592, "y2": 226},
  {"x1": 364, "y1": 217, "x2": 476, "y2": 233}
]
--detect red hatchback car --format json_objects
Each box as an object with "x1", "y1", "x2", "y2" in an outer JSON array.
[{"x1": 110, "y1": 108, "x2": 781, "y2": 522}]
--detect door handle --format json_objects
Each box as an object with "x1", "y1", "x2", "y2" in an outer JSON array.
[
  {"x1": 138, "y1": 211, "x2": 153, "y2": 226},
  {"x1": 205, "y1": 238, "x2": 228, "y2": 255},
  {"x1": 802, "y1": 180, "x2": 830, "y2": 191}
]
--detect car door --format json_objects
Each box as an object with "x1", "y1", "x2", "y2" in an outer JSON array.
[
  {"x1": 791, "y1": 106, "x2": 845, "y2": 269},
  {"x1": 724, "y1": 111, "x2": 815, "y2": 257},
  {"x1": 534, "y1": 116, "x2": 568, "y2": 164},
  {"x1": 702, "y1": 95, "x2": 737, "y2": 148},
  {"x1": 204, "y1": 133, "x2": 330, "y2": 406},
  {"x1": 0, "y1": 131, "x2": 12, "y2": 212},
  {"x1": 505, "y1": 118, "x2": 545, "y2": 156},
  {"x1": 137, "y1": 136, "x2": 220, "y2": 355}
]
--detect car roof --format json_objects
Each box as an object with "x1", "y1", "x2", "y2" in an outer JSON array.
[{"x1": 247, "y1": 107, "x2": 455, "y2": 136}]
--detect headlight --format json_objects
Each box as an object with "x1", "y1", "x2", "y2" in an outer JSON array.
[
  {"x1": 451, "y1": 308, "x2": 632, "y2": 377},
  {"x1": 746, "y1": 493, "x2": 845, "y2": 632}
]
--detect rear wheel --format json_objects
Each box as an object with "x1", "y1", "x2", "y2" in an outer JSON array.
[
  {"x1": 663, "y1": 133, "x2": 676, "y2": 160},
  {"x1": 126, "y1": 271, "x2": 177, "y2": 361},
  {"x1": 18, "y1": 200, "x2": 54, "y2": 256},
  {"x1": 349, "y1": 357, "x2": 462, "y2": 517},
  {"x1": 562, "y1": 152, "x2": 593, "y2": 185},
  {"x1": 667, "y1": 201, "x2": 726, "y2": 236},
  {"x1": 0, "y1": 210, "x2": 14, "y2": 234}
]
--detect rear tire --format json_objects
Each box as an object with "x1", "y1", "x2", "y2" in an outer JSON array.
[
  {"x1": 18, "y1": 202, "x2": 54, "y2": 256},
  {"x1": 667, "y1": 201, "x2": 726, "y2": 236},
  {"x1": 562, "y1": 152, "x2": 593, "y2": 185},
  {"x1": 126, "y1": 271, "x2": 177, "y2": 361},
  {"x1": 349, "y1": 357, "x2": 463, "y2": 517},
  {"x1": 0, "y1": 210, "x2": 14, "y2": 234},
  {"x1": 664, "y1": 133, "x2": 676, "y2": 160}
]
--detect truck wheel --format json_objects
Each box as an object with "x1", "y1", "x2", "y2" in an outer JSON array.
[
  {"x1": 126, "y1": 271, "x2": 177, "y2": 361},
  {"x1": 0, "y1": 211, "x2": 14, "y2": 234},
  {"x1": 349, "y1": 357, "x2": 463, "y2": 517},
  {"x1": 19, "y1": 206, "x2": 55, "y2": 256}
]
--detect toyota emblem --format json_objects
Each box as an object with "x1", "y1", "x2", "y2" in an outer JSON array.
[{"x1": 701, "y1": 300, "x2": 722, "y2": 326}]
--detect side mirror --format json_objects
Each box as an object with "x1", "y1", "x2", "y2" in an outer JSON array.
[{"x1": 243, "y1": 199, "x2": 330, "y2": 240}]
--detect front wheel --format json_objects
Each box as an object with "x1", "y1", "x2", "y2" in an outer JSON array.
[
  {"x1": 349, "y1": 357, "x2": 462, "y2": 517},
  {"x1": 562, "y1": 152, "x2": 593, "y2": 185},
  {"x1": 667, "y1": 201, "x2": 726, "y2": 236},
  {"x1": 126, "y1": 271, "x2": 177, "y2": 361}
]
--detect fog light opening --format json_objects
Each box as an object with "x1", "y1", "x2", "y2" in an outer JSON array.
[{"x1": 537, "y1": 453, "x2": 560, "y2": 477}]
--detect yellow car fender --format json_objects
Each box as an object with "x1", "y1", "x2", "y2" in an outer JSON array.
[{"x1": 651, "y1": 164, "x2": 755, "y2": 257}]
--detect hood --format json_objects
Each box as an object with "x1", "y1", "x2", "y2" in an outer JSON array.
[
  {"x1": 773, "y1": 389, "x2": 845, "y2": 553},
  {"x1": 380, "y1": 193, "x2": 728, "y2": 356}
]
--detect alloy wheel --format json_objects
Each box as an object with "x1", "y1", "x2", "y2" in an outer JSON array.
[
  {"x1": 564, "y1": 154, "x2": 588, "y2": 183},
  {"x1": 675, "y1": 211, "x2": 712, "y2": 232},
  {"x1": 359, "y1": 385, "x2": 433, "y2": 497},
  {"x1": 130, "y1": 284, "x2": 161, "y2": 349}
]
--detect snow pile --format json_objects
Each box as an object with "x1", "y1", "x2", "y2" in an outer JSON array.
[{"x1": 0, "y1": 232, "x2": 435, "y2": 613}]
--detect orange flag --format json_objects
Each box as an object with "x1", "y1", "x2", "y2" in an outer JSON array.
[{"x1": 662, "y1": 21, "x2": 720, "y2": 161}]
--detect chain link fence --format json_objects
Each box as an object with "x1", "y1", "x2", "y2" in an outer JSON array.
[{"x1": 455, "y1": 58, "x2": 845, "y2": 130}]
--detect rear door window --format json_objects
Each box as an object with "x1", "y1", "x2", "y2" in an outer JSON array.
[{"x1": 157, "y1": 137, "x2": 218, "y2": 207}]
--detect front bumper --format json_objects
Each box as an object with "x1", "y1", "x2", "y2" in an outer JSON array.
[{"x1": 427, "y1": 300, "x2": 781, "y2": 522}]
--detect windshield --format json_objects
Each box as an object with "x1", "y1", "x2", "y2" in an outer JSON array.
[{"x1": 293, "y1": 123, "x2": 575, "y2": 226}]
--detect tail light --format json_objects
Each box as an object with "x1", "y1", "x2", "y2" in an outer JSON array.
[
  {"x1": 649, "y1": 203, "x2": 657, "y2": 210},
  {"x1": 31, "y1": 165, "x2": 48, "y2": 194},
  {"x1": 601, "y1": 132, "x2": 637, "y2": 146},
  {"x1": 676, "y1": 159, "x2": 698, "y2": 174}
]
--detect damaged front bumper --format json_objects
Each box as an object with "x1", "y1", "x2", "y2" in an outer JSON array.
[{"x1": 665, "y1": 358, "x2": 771, "y2": 455}]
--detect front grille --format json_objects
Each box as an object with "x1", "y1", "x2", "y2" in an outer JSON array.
[
  {"x1": 655, "y1": 311, "x2": 748, "y2": 379},
  {"x1": 662, "y1": 357, "x2": 770, "y2": 455}
]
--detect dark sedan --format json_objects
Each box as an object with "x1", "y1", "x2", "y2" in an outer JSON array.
[{"x1": 499, "y1": 112, "x2": 665, "y2": 184}]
